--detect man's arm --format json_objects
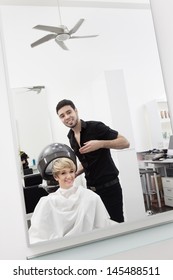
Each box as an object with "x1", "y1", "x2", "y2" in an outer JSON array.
[
  {"x1": 79, "y1": 134, "x2": 130, "y2": 154},
  {"x1": 101, "y1": 134, "x2": 130, "y2": 149}
]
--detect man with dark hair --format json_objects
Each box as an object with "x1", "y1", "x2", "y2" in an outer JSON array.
[{"x1": 56, "y1": 99, "x2": 130, "y2": 222}]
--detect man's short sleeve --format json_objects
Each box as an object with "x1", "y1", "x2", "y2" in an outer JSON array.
[{"x1": 95, "y1": 122, "x2": 118, "y2": 140}]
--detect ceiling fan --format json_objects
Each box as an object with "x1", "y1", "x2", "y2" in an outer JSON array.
[
  {"x1": 25, "y1": 86, "x2": 45, "y2": 94},
  {"x1": 31, "y1": 0, "x2": 98, "y2": 50},
  {"x1": 31, "y1": 18, "x2": 98, "y2": 50}
]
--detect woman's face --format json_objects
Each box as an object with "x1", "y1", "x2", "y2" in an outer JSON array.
[{"x1": 55, "y1": 167, "x2": 75, "y2": 189}]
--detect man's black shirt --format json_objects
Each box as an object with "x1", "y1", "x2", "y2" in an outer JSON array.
[{"x1": 67, "y1": 120, "x2": 119, "y2": 186}]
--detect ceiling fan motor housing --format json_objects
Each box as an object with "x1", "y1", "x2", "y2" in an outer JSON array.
[{"x1": 56, "y1": 33, "x2": 70, "y2": 41}]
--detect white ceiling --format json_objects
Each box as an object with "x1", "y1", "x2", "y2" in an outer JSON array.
[{"x1": 0, "y1": 0, "x2": 149, "y2": 8}]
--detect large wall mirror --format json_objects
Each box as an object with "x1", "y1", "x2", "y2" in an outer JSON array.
[
  {"x1": 12, "y1": 86, "x2": 52, "y2": 168},
  {"x1": 1, "y1": 0, "x2": 173, "y2": 255}
]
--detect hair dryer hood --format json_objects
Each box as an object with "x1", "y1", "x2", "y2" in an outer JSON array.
[{"x1": 37, "y1": 143, "x2": 77, "y2": 180}]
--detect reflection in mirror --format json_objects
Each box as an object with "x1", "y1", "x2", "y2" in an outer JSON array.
[
  {"x1": 12, "y1": 86, "x2": 53, "y2": 225},
  {"x1": 1, "y1": 2, "x2": 173, "y2": 249},
  {"x1": 12, "y1": 86, "x2": 52, "y2": 169}
]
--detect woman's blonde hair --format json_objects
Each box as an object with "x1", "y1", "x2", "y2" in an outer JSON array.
[{"x1": 52, "y1": 157, "x2": 76, "y2": 177}]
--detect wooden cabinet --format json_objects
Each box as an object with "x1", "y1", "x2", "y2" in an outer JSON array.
[{"x1": 145, "y1": 99, "x2": 172, "y2": 149}]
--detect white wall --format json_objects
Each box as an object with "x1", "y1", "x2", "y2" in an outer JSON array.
[
  {"x1": 0, "y1": 12, "x2": 28, "y2": 259},
  {"x1": 104, "y1": 69, "x2": 146, "y2": 221},
  {"x1": 150, "y1": 0, "x2": 173, "y2": 129}
]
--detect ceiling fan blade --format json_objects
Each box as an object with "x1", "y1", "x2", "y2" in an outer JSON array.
[
  {"x1": 31, "y1": 34, "x2": 56, "y2": 48},
  {"x1": 33, "y1": 25, "x2": 64, "y2": 34},
  {"x1": 69, "y1": 19, "x2": 85, "y2": 35},
  {"x1": 25, "y1": 85, "x2": 43, "y2": 88},
  {"x1": 27, "y1": 89, "x2": 42, "y2": 94},
  {"x1": 27, "y1": 86, "x2": 45, "y2": 90},
  {"x1": 70, "y1": 35, "x2": 99, "y2": 39},
  {"x1": 55, "y1": 40, "x2": 69, "y2": 51}
]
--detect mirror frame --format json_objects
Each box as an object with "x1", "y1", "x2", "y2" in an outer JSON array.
[{"x1": 26, "y1": 210, "x2": 173, "y2": 259}]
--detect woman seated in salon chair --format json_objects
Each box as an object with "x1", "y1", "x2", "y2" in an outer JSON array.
[{"x1": 29, "y1": 157, "x2": 116, "y2": 244}]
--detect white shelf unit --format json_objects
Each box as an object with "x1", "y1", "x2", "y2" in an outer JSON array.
[
  {"x1": 145, "y1": 99, "x2": 172, "y2": 149},
  {"x1": 162, "y1": 177, "x2": 173, "y2": 207}
]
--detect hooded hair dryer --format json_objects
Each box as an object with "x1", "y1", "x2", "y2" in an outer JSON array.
[{"x1": 37, "y1": 143, "x2": 77, "y2": 182}]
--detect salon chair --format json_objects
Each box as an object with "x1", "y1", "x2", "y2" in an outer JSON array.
[
  {"x1": 23, "y1": 186, "x2": 48, "y2": 214},
  {"x1": 23, "y1": 168, "x2": 33, "y2": 175},
  {"x1": 23, "y1": 173, "x2": 48, "y2": 214},
  {"x1": 24, "y1": 173, "x2": 42, "y2": 187}
]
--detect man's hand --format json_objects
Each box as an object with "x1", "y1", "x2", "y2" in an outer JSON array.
[
  {"x1": 79, "y1": 135, "x2": 130, "y2": 154},
  {"x1": 79, "y1": 140, "x2": 102, "y2": 154}
]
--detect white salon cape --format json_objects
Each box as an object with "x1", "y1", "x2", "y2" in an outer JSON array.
[{"x1": 29, "y1": 185, "x2": 116, "y2": 244}]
